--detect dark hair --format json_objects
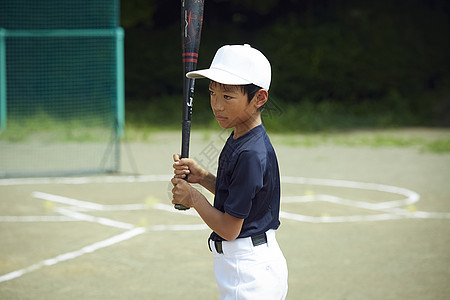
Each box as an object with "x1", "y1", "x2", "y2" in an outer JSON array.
[
  {"x1": 209, "y1": 81, "x2": 265, "y2": 111},
  {"x1": 244, "y1": 84, "x2": 265, "y2": 112},
  {"x1": 243, "y1": 84, "x2": 263, "y2": 102}
]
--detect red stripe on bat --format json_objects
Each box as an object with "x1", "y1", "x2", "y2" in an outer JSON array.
[
  {"x1": 183, "y1": 58, "x2": 198, "y2": 63},
  {"x1": 183, "y1": 52, "x2": 198, "y2": 57}
]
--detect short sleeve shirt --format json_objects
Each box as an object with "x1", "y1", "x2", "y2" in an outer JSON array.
[{"x1": 209, "y1": 124, "x2": 281, "y2": 242}]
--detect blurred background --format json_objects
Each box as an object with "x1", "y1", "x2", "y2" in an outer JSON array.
[
  {"x1": 1, "y1": 0, "x2": 449, "y2": 177},
  {"x1": 122, "y1": 0, "x2": 450, "y2": 132},
  {"x1": 1, "y1": 2, "x2": 449, "y2": 298}
]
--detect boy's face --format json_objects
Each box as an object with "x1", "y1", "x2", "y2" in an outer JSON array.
[{"x1": 209, "y1": 82, "x2": 259, "y2": 130}]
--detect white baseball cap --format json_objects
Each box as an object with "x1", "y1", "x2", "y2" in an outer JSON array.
[{"x1": 186, "y1": 44, "x2": 271, "y2": 90}]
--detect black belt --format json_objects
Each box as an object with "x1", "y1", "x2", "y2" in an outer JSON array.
[{"x1": 209, "y1": 232, "x2": 268, "y2": 254}]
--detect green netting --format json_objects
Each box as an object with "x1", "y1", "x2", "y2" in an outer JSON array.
[
  {"x1": 0, "y1": 0, "x2": 119, "y2": 30},
  {"x1": 0, "y1": 0, "x2": 124, "y2": 177}
]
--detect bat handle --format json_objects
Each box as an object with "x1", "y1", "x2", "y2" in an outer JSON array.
[
  {"x1": 174, "y1": 203, "x2": 190, "y2": 210},
  {"x1": 174, "y1": 120, "x2": 191, "y2": 211},
  {"x1": 174, "y1": 174, "x2": 191, "y2": 211}
]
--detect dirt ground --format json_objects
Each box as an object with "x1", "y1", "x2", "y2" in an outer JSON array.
[{"x1": 1, "y1": 128, "x2": 449, "y2": 299}]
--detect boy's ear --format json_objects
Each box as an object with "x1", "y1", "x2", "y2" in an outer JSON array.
[{"x1": 253, "y1": 89, "x2": 268, "y2": 109}]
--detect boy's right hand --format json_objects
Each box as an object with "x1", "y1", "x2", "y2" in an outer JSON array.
[{"x1": 172, "y1": 154, "x2": 207, "y2": 184}]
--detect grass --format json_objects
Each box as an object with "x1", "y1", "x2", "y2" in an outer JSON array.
[
  {"x1": 422, "y1": 139, "x2": 450, "y2": 153},
  {"x1": 269, "y1": 130, "x2": 450, "y2": 153},
  {"x1": 123, "y1": 95, "x2": 449, "y2": 153},
  {"x1": 125, "y1": 92, "x2": 433, "y2": 132},
  {"x1": 0, "y1": 112, "x2": 114, "y2": 143},
  {"x1": 1, "y1": 97, "x2": 449, "y2": 153},
  {"x1": 120, "y1": 122, "x2": 450, "y2": 154}
]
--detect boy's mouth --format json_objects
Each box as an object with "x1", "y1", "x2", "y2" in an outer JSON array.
[{"x1": 215, "y1": 115, "x2": 227, "y2": 121}]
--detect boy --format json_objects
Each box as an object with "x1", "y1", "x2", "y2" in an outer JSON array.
[{"x1": 171, "y1": 44, "x2": 288, "y2": 299}]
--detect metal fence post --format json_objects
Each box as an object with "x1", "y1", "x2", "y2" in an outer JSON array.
[{"x1": 0, "y1": 28, "x2": 7, "y2": 131}]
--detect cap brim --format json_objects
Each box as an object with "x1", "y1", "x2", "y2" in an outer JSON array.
[{"x1": 186, "y1": 68, "x2": 251, "y2": 86}]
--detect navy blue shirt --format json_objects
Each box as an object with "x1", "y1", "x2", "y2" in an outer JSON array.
[{"x1": 209, "y1": 124, "x2": 281, "y2": 242}]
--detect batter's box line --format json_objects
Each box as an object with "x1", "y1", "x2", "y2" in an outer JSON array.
[
  {"x1": 282, "y1": 193, "x2": 415, "y2": 213},
  {"x1": 280, "y1": 193, "x2": 450, "y2": 222},
  {"x1": 0, "y1": 191, "x2": 208, "y2": 284},
  {"x1": 0, "y1": 227, "x2": 147, "y2": 283}
]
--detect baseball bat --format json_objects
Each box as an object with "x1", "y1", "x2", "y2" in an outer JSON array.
[{"x1": 175, "y1": 0, "x2": 205, "y2": 210}]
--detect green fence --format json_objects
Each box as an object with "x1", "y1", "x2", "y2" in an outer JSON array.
[{"x1": 0, "y1": 0, "x2": 124, "y2": 177}]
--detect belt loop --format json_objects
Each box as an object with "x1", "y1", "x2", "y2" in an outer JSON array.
[
  {"x1": 209, "y1": 238, "x2": 224, "y2": 254},
  {"x1": 215, "y1": 241, "x2": 223, "y2": 254},
  {"x1": 208, "y1": 238, "x2": 212, "y2": 252},
  {"x1": 251, "y1": 232, "x2": 268, "y2": 247}
]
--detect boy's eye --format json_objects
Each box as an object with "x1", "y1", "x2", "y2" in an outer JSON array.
[
  {"x1": 209, "y1": 90, "x2": 215, "y2": 96},
  {"x1": 223, "y1": 95, "x2": 232, "y2": 100}
]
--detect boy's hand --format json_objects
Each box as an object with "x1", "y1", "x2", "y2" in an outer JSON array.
[
  {"x1": 171, "y1": 178, "x2": 201, "y2": 208},
  {"x1": 172, "y1": 154, "x2": 207, "y2": 184}
]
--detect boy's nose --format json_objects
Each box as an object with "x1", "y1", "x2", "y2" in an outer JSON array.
[{"x1": 212, "y1": 99, "x2": 224, "y2": 111}]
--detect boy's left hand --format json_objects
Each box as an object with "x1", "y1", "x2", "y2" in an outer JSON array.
[{"x1": 171, "y1": 177, "x2": 200, "y2": 208}]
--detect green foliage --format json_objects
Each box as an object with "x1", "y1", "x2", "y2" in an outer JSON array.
[
  {"x1": 121, "y1": 0, "x2": 155, "y2": 28},
  {"x1": 122, "y1": 0, "x2": 450, "y2": 128},
  {"x1": 261, "y1": 95, "x2": 430, "y2": 133},
  {"x1": 125, "y1": 92, "x2": 431, "y2": 134},
  {"x1": 259, "y1": 2, "x2": 450, "y2": 106}
]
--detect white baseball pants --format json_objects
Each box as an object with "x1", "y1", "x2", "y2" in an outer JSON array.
[{"x1": 209, "y1": 230, "x2": 288, "y2": 300}]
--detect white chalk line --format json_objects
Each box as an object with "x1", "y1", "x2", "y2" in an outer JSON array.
[
  {"x1": 32, "y1": 191, "x2": 203, "y2": 229},
  {"x1": 32, "y1": 191, "x2": 158, "y2": 212},
  {"x1": 54, "y1": 207, "x2": 135, "y2": 230},
  {"x1": 1, "y1": 174, "x2": 449, "y2": 283},
  {"x1": 32, "y1": 191, "x2": 199, "y2": 216},
  {"x1": 281, "y1": 176, "x2": 420, "y2": 209},
  {"x1": 1, "y1": 175, "x2": 449, "y2": 224},
  {"x1": 277, "y1": 176, "x2": 450, "y2": 223},
  {"x1": 0, "y1": 221, "x2": 209, "y2": 284},
  {"x1": 1, "y1": 175, "x2": 448, "y2": 224},
  {"x1": 0, "y1": 190, "x2": 207, "y2": 283},
  {"x1": 0, "y1": 227, "x2": 147, "y2": 283},
  {"x1": 280, "y1": 193, "x2": 450, "y2": 223}
]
